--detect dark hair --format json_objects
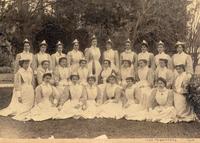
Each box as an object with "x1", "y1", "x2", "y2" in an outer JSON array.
[
  {"x1": 122, "y1": 60, "x2": 132, "y2": 66},
  {"x1": 70, "y1": 74, "x2": 80, "y2": 80},
  {"x1": 103, "y1": 59, "x2": 111, "y2": 66},
  {"x1": 126, "y1": 77, "x2": 135, "y2": 82},
  {"x1": 157, "y1": 77, "x2": 167, "y2": 87},
  {"x1": 159, "y1": 59, "x2": 168, "y2": 65},
  {"x1": 106, "y1": 75, "x2": 117, "y2": 83},
  {"x1": 175, "y1": 64, "x2": 185, "y2": 71},
  {"x1": 87, "y1": 76, "x2": 96, "y2": 82},
  {"x1": 59, "y1": 57, "x2": 67, "y2": 64},
  {"x1": 19, "y1": 60, "x2": 30, "y2": 67},
  {"x1": 79, "y1": 59, "x2": 87, "y2": 64},
  {"x1": 138, "y1": 59, "x2": 148, "y2": 64},
  {"x1": 41, "y1": 60, "x2": 50, "y2": 66},
  {"x1": 42, "y1": 73, "x2": 52, "y2": 80}
]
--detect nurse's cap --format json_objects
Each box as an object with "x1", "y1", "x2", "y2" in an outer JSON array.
[
  {"x1": 122, "y1": 59, "x2": 132, "y2": 66},
  {"x1": 175, "y1": 41, "x2": 185, "y2": 48},
  {"x1": 107, "y1": 38, "x2": 112, "y2": 43},
  {"x1": 56, "y1": 41, "x2": 63, "y2": 46},
  {"x1": 158, "y1": 40, "x2": 164, "y2": 46},
  {"x1": 42, "y1": 72, "x2": 52, "y2": 79},
  {"x1": 23, "y1": 38, "x2": 30, "y2": 44},
  {"x1": 72, "y1": 39, "x2": 79, "y2": 44},
  {"x1": 175, "y1": 64, "x2": 185, "y2": 69},
  {"x1": 91, "y1": 35, "x2": 97, "y2": 40},
  {"x1": 141, "y1": 40, "x2": 148, "y2": 47},
  {"x1": 40, "y1": 40, "x2": 48, "y2": 46},
  {"x1": 125, "y1": 38, "x2": 131, "y2": 43}
]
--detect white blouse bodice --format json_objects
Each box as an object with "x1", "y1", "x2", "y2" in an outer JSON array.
[
  {"x1": 138, "y1": 52, "x2": 150, "y2": 61},
  {"x1": 69, "y1": 84, "x2": 83, "y2": 101},
  {"x1": 104, "y1": 49, "x2": 115, "y2": 63},
  {"x1": 18, "y1": 68, "x2": 33, "y2": 85},
  {"x1": 156, "y1": 67, "x2": 168, "y2": 79},
  {"x1": 173, "y1": 52, "x2": 188, "y2": 66},
  {"x1": 155, "y1": 88, "x2": 169, "y2": 106},
  {"x1": 106, "y1": 84, "x2": 118, "y2": 99},
  {"x1": 41, "y1": 83, "x2": 53, "y2": 99},
  {"x1": 20, "y1": 52, "x2": 33, "y2": 65},
  {"x1": 121, "y1": 50, "x2": 135, "y2": 62},
  {"x1": 138, "y1": 66, "x2": 149, "y2": 81},
  {"x1": 58, "y1": 66, "x2": 71, "y2": 80},
  {"x1": 121, "y1": 67, "x2": 133, "y2": 80},
  {"x1": 37, "y1": 52, "x2": 49, "y2": 65},
  {"x1": 155, "y1": 52, "x2": 170, "y2": 66},
  {"x1": 125, "y1": 85, "x2": 136, "y2": 101},
  {"x1": 68, "y1": 50, "x2": 83, "y2": 64},
  {"x1": 54, "y1": 52, "x2": 66, "y2": 65},
  {"x1": 101, "y1": 67, "x2": 112, "y2": 83},
  {"x1": 78, "y1": 67, "x2": 89, "y2": 82},
  {"x1": 86, "y1": 85, "x2": 98, "y2": 100},
  {"x1": 88, "y1": 47, "x2": 101, "y2": 61}
]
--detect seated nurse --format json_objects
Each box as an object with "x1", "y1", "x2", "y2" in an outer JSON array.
[
  {"x1": 148, "y1": 77, "x2": 177, "y2": 123},
  {"x1": 96, "y1": 72, "x2": 123, "y2": 119}
]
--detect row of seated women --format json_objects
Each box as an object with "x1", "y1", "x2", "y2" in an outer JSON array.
[{"x1": 0, "y1": 57, "x2": 196, "y2": 123}]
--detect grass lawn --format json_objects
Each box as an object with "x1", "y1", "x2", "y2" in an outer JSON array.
[{"x1": 0, "y1": 88, "x2": 200, "y2": 139}]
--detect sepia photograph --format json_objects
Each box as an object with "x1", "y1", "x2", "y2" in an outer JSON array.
[{"x1": 0, "y1": 0, "x2": 200, "y2": 142}]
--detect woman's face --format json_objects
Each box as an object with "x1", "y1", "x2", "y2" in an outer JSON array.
[
  {"x1": 125, "y1": 43, "x2": 131, "y2": 50},
  {"x1": 43, "y1": 75, "x2": 51, "y2": 83},
  {"x1": 22, "y1": 61, "x2": 29, "y2": 70},
  {"x1": 103, "y1": 61, "x2": 110, "y2": 68},
  {"x1": 42, "y1": 61, "x2": 49, "y2": 69},
  {"x1": 123, "y1": 61, "x2": 130, "y2": 68},
  {"x1": 138, "y1": 61, "x2": 146, "y2": 68},
  {"x1": 157, "y1": 80, "x2": 165, "y2": 89},
  {"x1": 106, "y1": 43, "x2": 112, "y2": 50},
  {"x1": 88, "y1": 78, "x2": 95, "y2": 85},
  {"x1": 109, "y1": 77, "x2": 116, "y2": 84},
  {"x1": 157, "y1": 45, "x2": 164, "y2": 53},
  {"x1": 80, "y1": 61, "x2": 87, "y2": 68},
  {"x1": 126, "y1": 79, "x2": 133, "y2": 86},
  {"x1": 71, "y1": 76, "x2": 79, "y2": 84},
  {"x1": 73, "y1": 43, "x2": 79, "y2": 50},
  {"x1": 176, "y1": 66, "x2": 184, "y2": 74},
  {"x1": 57, "y1": 45, "x2": 63, "y2": 53},
  {"x1": 92, "y1": 39, "x2": 97, "y2": 47},
  {"x1": 177, "y1": 45, "x2": 183, "y2": 53},
  {"x1": 40, "y1": 45, "x2": 47, "y2": 52},
  {"x1": 24, "y1": 43, "x2": 30, "y2": 52},
  {"x1": 60, "y1": 59, "x2": 67, "y2": 67},
  {"x1": 159, "y1": 60, "x2": 166, "y2": 68},
  {"x1": 141, "y1": 45, "x2": 147, "y2": 52}
]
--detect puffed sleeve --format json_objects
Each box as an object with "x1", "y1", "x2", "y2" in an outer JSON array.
[
  {"x1": 166, "y1": 90, "x2": 174, "y2": 106},
  {"x1": 149, "y1": 53, "x2": 156, "y2": 70},
  {"x1": 36, "y1": 68, "x2": 43, "y2": 85},
  {"x1": 147, "y1": 69, "x2": 155, "y2": 87},
  {"x1": 51, "y1": 54, "x2": 56, "y2": 70},
  {"x1": 14, "y1": 54, "x2": 21, "y2": 73},
  {"x1": 186, "y1": 55, "x2": 193, "y2": 75},
  {"x1": 35, "y1": 85, "x2": 42, "y2": 104}
]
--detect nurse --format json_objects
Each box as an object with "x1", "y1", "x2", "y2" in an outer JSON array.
[
  {"x1": 173, "y1": 64, "x2": 196, "y2": 122},
  {"x1": 67, "y1": 39, "x2": 84, "y2": 72},
  {"x1": 103, "y1": 38, "x2": 119, "y2": 71},
  {"x1": 34, "y1": 40, "x2": 52, "y2": 73},
  {"x1": 77, "y1": 58, "x2": 90, "y2": 86},
  {"x1": 81, "y1": 74, "x2": 102, "y2": 119},
  {"x1": 0, "y1": 58, "x2": 35, "y2": 119},
  {"x1": 85, "y1": 35, "x2": 102, "y2": 81},
  {"x1": 51, "y1": 41, "x2": 67, "y2": 70},
  {"x1": 155, "y1": 41, "x2": 172, "y2": 69},
  {"x1": 148, "y1": 77, "x2": 177, "y2": 123},
  {"x1": 172, "y1": 41, "x2": 193, "y2": 75},
  {"x1": 120, "y1": 38, "x2": 137, "y2": 69},
  {"x1": 14, "y1": 39, "x2": 34, "y2": 73},
  {"x1": 138, "y1": 40, "x2": 155, "y2": 69}
]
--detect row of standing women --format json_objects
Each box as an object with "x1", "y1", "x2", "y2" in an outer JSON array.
[{"x1": 0, "y1": 35, "x2": 197, "y2": 123}]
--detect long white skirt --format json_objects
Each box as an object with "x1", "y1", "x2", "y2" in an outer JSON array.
[
  {"x1": 148, "y1": 106, "x2": 177, "y2": 123},
  {"x1": 80, "y1": 100, "x2": 98, "y2": 119},
  {"x1": 13, "y1": 99, "x2": 58, "y2": 121},
  {"x1": 123, "y1": 100, "x2": 148, "y2": 121},
  {"x1": 0, "y1": 84, "x2": 34, "y2": 118},
  {"x1": 54, "y1": 100, "x2": 83, "y2": 119},
  {"x1": 174, "y1": 93, "x2": 196, "y2": 122},
  {"x1": 96, "y1": 100, "x2": 124, "y2": 119}
]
